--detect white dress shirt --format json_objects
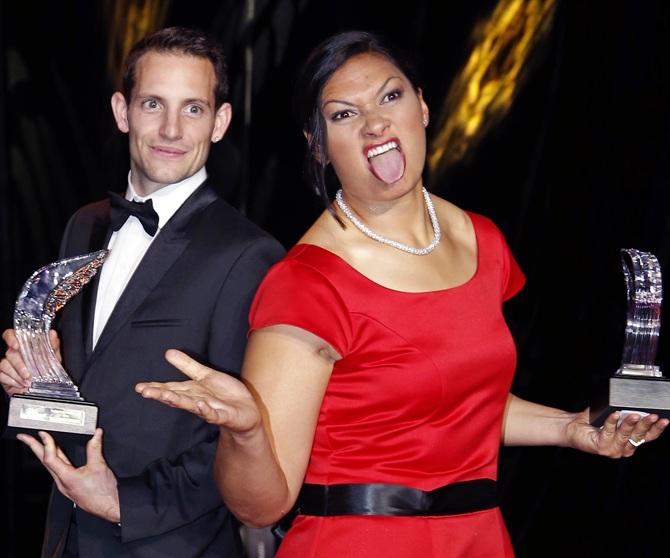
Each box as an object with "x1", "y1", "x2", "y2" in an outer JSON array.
[{"x1": 92, "y1": 167, "x2": 207, "y2": 349}]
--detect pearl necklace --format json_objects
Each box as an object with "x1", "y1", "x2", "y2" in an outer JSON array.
[{"x1": 334, "y1": 188, "x2": 441, "y2": 256}]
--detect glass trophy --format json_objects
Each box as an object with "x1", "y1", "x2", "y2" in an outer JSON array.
[
  {"x1": 591, "y1": 248, "x2": 669, "y2": 426},
  {"x1": 4, "y1": 250, "x2": 108, "y2": 441}
]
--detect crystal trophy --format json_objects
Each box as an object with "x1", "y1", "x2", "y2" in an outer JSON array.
[
  {"x1": 4, "y1": 250, "x2": 108, "y2": 441},
  {"x1": 591, "y1": 248, "x2": 669, "y2": 426}
]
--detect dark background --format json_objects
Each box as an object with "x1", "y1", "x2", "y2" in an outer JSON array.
[{"x1": 1, "y1": 1, "x2": 669, "y2": 556}]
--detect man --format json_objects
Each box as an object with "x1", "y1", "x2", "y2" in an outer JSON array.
[{"x1": 0, "y1": 27, "x2": 284, "y2": 557}]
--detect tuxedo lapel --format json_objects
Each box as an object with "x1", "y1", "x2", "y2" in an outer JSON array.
[
  {"x1": 83, "y1": 215, "x2": 114, "y2": 359},
  {"x1": 58, "y1": 200, "x2": 113, "y2": 384},
  {"x1": 87, "y1": 183, "x2": 219, "y2": 364}
]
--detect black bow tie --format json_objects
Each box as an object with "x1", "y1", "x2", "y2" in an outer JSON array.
[{"x1": 108, "y1": 191, "x2": 160, "y2": 236}]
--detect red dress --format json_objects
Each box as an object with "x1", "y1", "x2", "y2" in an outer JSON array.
[{"x1": 249, "y1": 212, "x2": 525, "y2": 557}]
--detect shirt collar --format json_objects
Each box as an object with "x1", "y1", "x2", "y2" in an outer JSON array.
[{"x1": 126, "y1": 167, "x2": 208, "y2": 229}]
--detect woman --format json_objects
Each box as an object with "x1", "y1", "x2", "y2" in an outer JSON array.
[{"x1": 136, "y1": 31, "x2": 666, "y2": 557}]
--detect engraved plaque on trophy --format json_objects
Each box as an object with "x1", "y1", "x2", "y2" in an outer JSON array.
[
  {"x1": 3, "y1": 250, "x2": 108, "y2": 442},
  {"x1": 591, "y1": 248, "x2": 670, "y2": 426}
]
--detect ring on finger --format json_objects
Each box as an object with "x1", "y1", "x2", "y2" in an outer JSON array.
[{"x1": 628, "y1": 437, "x2": 646, "y2": 447}]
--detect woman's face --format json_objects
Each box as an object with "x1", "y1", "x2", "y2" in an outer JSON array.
[{"x1": 320, "y1": 52, "x2": 429, "y2": 202}]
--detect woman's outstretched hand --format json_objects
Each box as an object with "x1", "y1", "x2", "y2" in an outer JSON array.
[
  {"x1": 566, "y1": 409, "x2": 668, "y2": 458},
  {"x1": 136, "y1": 349, "x2": 262, "y2": 436}
]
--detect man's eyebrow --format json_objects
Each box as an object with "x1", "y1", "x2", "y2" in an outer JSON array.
[
  {"x1": 134, "y1": 92, "x2": 162, "y2": 100},
  {"x1": 134, "y1": 94, "x2": 212, "y2": 108},
  {"x1": 183, "y1": 97, "x2": 212, "y2": 108}
]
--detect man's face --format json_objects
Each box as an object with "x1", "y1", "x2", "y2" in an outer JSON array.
[{"x1": 111, "y1": 51, "x2": 231, "y2": 195}]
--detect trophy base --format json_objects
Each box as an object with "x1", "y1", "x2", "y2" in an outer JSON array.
[
  {"x1": 590, "y1": 374, "x2": 670, "y2": 427},
  {"x1": 4, "y1": 394, "x2": 98, "y2": 444}
]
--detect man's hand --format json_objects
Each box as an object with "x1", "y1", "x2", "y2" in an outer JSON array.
[
  {"x1": 17, "y1": 428, "x2": 121, "y2": 523},
  {"x1": 1, "y1": 329, "x2": 62, "y2": 396}
]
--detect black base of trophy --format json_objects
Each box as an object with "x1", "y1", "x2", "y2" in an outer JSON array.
[
  {"x1": 590, "y1": 375, "x2": 670, "y2": 427},
  {"x1": 3, "y1": 394, "x2": 98, "y2": 445}
]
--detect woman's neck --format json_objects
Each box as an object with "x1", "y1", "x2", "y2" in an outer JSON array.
[{"x1": 337, "y1": 185, "x2": 436, "y2": 248}]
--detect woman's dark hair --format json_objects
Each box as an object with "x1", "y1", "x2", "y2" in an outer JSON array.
[
  {"x1": 122, "y1": 26, "x2": 229, "y2": 108},
  {"x1": 293, "y1": 31, "x2": 421, "y2": 218}
]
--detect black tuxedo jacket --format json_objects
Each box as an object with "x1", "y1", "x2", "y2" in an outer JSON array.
[{"x1": 41, "y1": 182, "x2": 284, "y2": 557}]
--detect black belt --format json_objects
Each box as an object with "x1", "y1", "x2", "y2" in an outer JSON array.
[
  {"x1": 272, "y1": 479, "x2": 498, "y2": 539},
  {"x1": 297, "y1": 479, "x2": 498, "y2": 517}
]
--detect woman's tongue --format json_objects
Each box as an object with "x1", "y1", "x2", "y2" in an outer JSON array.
[{"x1": 369, "y1": 149, "x2": 405, "y2": 184}]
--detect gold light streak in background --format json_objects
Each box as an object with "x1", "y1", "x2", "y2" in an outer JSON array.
[
  {"x1": 105, "y1": 0, "x2": 170, "y2": 89},
  {"x1": 428, "y1": 0, "x2": 556, "y2": 179}
]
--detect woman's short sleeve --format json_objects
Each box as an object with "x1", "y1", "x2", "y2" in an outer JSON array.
[
  {"x1": 249, "y1": 259, "x2": 353, "y2": 356},
  {"x1": 500, "y1": 231, "x2": 525, "y2": 301}
]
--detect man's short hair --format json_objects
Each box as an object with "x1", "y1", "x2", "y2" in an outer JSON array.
[{"x1": 122, "y1": 26, "x2": 229, "y2": 108}]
